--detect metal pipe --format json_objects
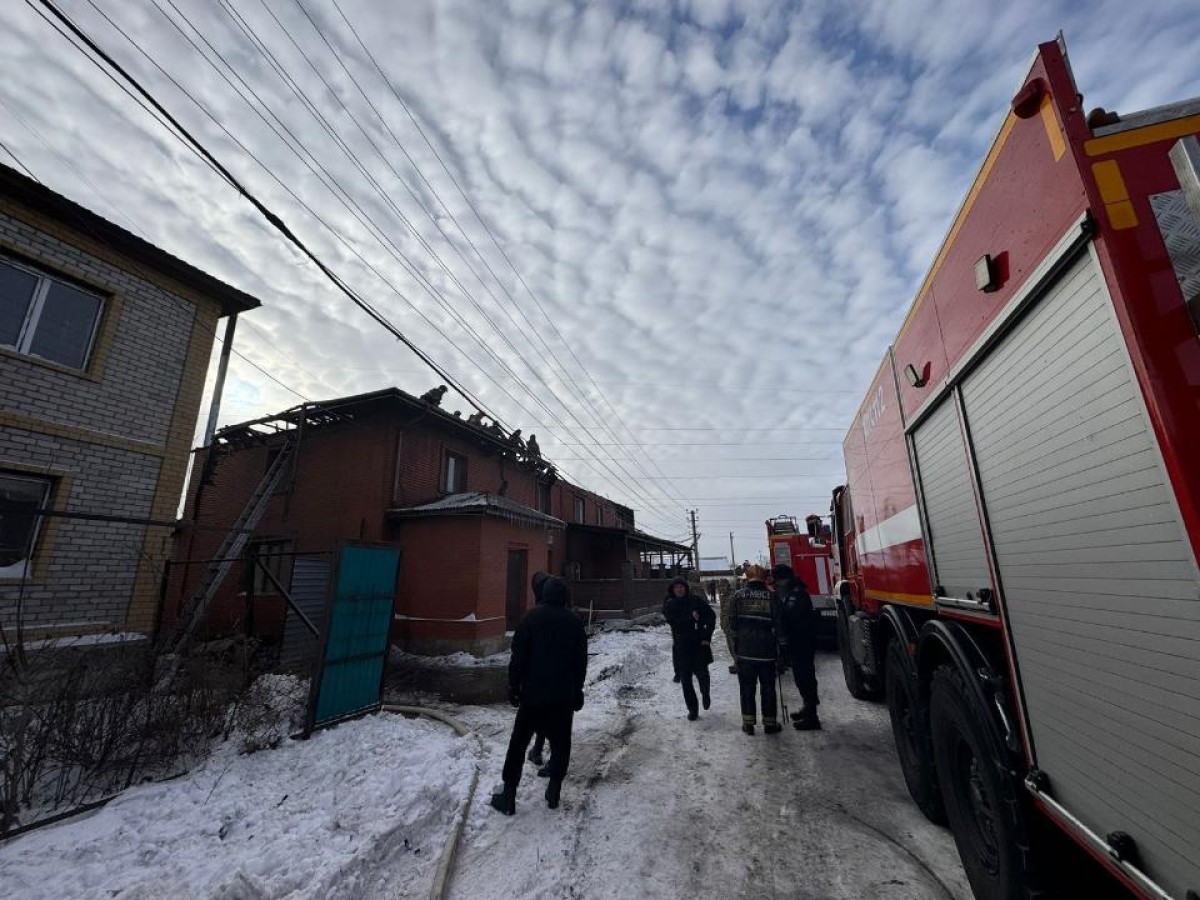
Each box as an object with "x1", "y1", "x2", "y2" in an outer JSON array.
[{"x1": 203, "y1": 313, "x2": 238, "y2": 447}]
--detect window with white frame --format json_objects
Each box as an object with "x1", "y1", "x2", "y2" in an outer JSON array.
[
  {"x1": 0, "y1": 471, "x2": 53, "y2": 580},
  {"x1": 1, "y1": 258, "x2": 105, "y2": 370},
  {"x1": 573, "y1": 496, "x2": 585, "y2": 523},
  {"x1": 443, "y1": 452, "x2": 466, "y2": 493}
]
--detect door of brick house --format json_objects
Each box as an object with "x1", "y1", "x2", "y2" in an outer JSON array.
[{"x1": 506, "y1": 548, "x2": 528, "y2": 631}]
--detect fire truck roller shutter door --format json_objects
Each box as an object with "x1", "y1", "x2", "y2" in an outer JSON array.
[
  {"x1": 959, "y1": 250, "x2": 1200, "y2": 900},
  {"x1": 911, "y1": 399, "x2": 992, "y2": 604}
]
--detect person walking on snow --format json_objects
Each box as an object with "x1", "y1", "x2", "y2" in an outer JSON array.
[
  {"x1": 773, "y1": 563, "x2": 822, "y2": 731},
  {"x1": 728, "y1": 565, "x2": 783, "y2": 735},
  {"x1": 491, "y1": 576, "x2": 588, "y2": 815},
  {"x1": 662, "y1": 577, "x2": 716, "y2": 720}
]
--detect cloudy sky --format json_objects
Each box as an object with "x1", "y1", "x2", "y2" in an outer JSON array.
[{"x1": 2, "y1": 0, "x2": 1199, "y2": 561}]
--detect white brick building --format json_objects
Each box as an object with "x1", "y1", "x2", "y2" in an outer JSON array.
[{"x1": 0, "y1": 163, "x2": 259, "y2": 638}]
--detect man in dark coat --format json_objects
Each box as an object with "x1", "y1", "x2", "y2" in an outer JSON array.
[
  {"x1": 773, "y1": 563, "x2": 822, "y2": 730},
  {"x1": 662, "y1": 578, "x2": 717, "y2": 720},
  {"x1": 728, "y1": 565, "x2": 783, "y2": 735},
  {"x1": 491, "y1": 576, "x2": 588, "y2": 814}
]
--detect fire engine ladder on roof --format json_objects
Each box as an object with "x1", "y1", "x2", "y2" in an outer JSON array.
[{"x1": 165, "y1": 438, "x2": 296, "y2": 659}]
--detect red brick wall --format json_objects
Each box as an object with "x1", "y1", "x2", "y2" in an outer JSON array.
[
  {"x1": 391, "y1": 515, "x2": 551, "y2": 652},
  {"x1": 170, "y1": 398, "x2": 623, "y2": 647}
]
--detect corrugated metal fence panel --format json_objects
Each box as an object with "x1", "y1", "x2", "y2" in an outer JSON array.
[
  {"x1": 312, "y1": 545, "x2": 400, "y2": 727},
  {"x1": 960, "y1": 252, "x2": 1200, "y2": 899},
  {"x1": 279, "y1": 557, "x2": 331, "y2": 670},
  {"x1": 911, "y1": 399, "x2": 992, "y2": 601}
]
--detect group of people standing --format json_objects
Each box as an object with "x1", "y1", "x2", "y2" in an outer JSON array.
[
  {"x1": 669, "y1": 563, "x2": 822, "y2": 735},
  {"x1": 489, "y1": 561, "x2": 822, "y2": 817}
]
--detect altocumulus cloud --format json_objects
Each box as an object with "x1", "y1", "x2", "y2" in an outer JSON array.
[{"x1": 1, "y1": 0, "x2": 1198, "y2": 554}]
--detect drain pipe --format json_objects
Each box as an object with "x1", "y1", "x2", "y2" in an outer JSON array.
[{"x1": 382, "y1": 704, "x2": 481, "y2": 900}]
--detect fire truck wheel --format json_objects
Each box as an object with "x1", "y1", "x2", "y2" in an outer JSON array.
[
  {"x1": 930, "y1": 665, "x2": 1037, "y2": 900},
  {"x1": 837, "y1": 611, "x2": 879, "y2": 700},
  {"x1": 885, "y1": 640, "x2": 946, "y2": 825}
]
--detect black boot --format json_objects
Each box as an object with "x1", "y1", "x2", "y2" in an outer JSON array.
[
  {"x1": 728, "y1": 664, "x2": 738, "y2": 674},
  {"x1": 545, "y1": 778, "x2": 562, "y2": 809},
  {"x1": 764, "y1": 722, "x2": 782, "y2": 734},
  {"x1": 790, "y1": 707, "x2": 809, "y2": 722},
  {"x1": 673, "y1": 673, "x2": 681, "y2": 683},
  {"x1": 527, "y1": 746, "x2": 544, "y2": 767},
  {"x1": 489, "y1": 784, "x2": 516, "y2": 816},
  {"x1": 537, "y1": 763, "x2": 551, "y2": 778},
  {"x1": 793, "y1": 712, "x2": 822, "y2": 731},
  {"x1": 742, "y1": 723, "x2": 755, "y2": 735},
  {"x1": 701, "y1": 692, "x2": 711, "y2": 710},
  {"x1": 687, "y1": 709, "x2": 698, "y2": 721}
]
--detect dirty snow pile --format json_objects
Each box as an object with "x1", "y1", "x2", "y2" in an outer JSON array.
[{"x1": 0, "y1": 676, "x2": 477, "y2": 900}]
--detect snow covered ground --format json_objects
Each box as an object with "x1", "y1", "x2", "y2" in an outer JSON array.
[{"x1": 0, "y1": 624, "x2": 970, "y2": 899}]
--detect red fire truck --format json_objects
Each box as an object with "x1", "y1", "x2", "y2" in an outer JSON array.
[
  {"x1": 766, "y1": 514, "x2": 838, "y2": 637},
  {"x1": 826, "y1": 37, "x2": 1200, "y2": 900}
]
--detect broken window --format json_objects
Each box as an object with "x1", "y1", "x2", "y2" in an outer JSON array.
[{"x1": 0, "y1": 471, "x2": 52, "y2": 580}]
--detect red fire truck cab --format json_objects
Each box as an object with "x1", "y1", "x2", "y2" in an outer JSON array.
[
  {"x1": 829, "y1": 36, "x2": 1200, "y2": 900},
  {"x1": 766, "y1": 514, "x2": 839, "y2": 638}
]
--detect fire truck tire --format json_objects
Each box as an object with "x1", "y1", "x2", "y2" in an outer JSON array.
[
  {"x1": 885, "y1": 641, "x2": 946, "y2": 825},
  {"x1": 837, "y1": 610, "x2": 880, "y2": 700},
  {"x1": 930, "y1": 665, "x2": 1038, "y2": 900}
]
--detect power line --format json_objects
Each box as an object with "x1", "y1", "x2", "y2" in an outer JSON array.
[
  {"x1": 131, "y1": 0, "x2": 678, "y2": 517},
  {"x1": 273, "y1": 0, "x2": 692, "y2": 515},
  {"x1": 33, "y1": 0, "x2": 499, "y2": 429},
  {"x1": 324, "y1": 0, "x2": 696, "y2": 514}
]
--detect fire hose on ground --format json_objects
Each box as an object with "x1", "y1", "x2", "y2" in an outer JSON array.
[{"x1": 382, "y1": 704, "x2": 482, "y2": 900}]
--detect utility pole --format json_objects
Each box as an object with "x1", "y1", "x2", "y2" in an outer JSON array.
[
  {"x1": 729, "y1": 532, "x2": 735, "y2": 568},
  {"x1": 689, "y1": 510, "x2": 699, "y2": 571}
]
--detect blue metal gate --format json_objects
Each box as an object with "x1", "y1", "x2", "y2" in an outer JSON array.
[{"x1": 306, "y1": 543, "x2": 400, "y2": 732}]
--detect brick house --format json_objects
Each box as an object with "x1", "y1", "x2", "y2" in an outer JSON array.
[
  {"x1": 169, "y1": 388, "x2": 690, "y2": 655},
  {"x1": 0, "y1": 163, "x2": 259, "y2": 639}
]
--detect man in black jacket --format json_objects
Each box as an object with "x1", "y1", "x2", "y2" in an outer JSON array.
[
  {"x1": 774, "y1": 563, "x2": 822, "y2": 730},
  {"x1": 662, "y1": 577, "x2": 716, "y2": 720},
  {"x1": 728, "y1": 565, "x2": 783, "y2": 735},
  {"x1": 491, "y1": 576, "x2": 588, "y2": 815}
]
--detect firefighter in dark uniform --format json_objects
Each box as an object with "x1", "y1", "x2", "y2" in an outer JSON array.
[
  {"x1": 727, "y1": 565, "x2": 783, "y2": 734},
  {"x1": 773, "y1": 563, "x2": 822, "y2": 730}
]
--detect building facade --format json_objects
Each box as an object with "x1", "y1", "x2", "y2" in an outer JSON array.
[
  {"x1": 168, "y1": 389, "x2": 689, "y2": 655},
  {"x1": 0, "y1": 164, "x2": 258, "y2": 639}
]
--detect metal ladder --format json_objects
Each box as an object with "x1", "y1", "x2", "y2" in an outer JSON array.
[{"x1": 166, "y1": 438, "x2": 296, "y2": 657}]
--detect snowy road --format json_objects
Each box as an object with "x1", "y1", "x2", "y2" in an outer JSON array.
[{"x1": 445, "y1": 625, "x2": 972, "y2": 900}]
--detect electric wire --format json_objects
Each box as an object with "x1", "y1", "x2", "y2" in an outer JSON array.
[
  {"x1": 322, "y1": 0, "x2": 695, "y2": 513},
  {"x1": 124, "y1": 0, "x2": 677, "y2": 519},
  {"x1": 32, "y1": 0, "x2": 500, "y2": 433},
  {"x1": 241, "y1": 0, "x2": 690, "y2": 515}
]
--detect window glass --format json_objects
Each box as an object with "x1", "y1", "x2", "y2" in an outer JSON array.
[
  {"x1": 0, "y1": 262, "x2": 38, "y2": 347},
  {"x1": 0, "y1": 472, "x2": 52, "y2": 578},
  {"x1": 574, "y1": 497, "x2": 585, "y2": 523},
  {"x1": 27, "y1": 280, "x2": 102, "y2": 369},
  {"x1": 444, "y1": 453, "x2": 466, "y2": 492}
]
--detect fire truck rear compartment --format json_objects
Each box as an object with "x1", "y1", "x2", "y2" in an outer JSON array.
[{"x1": 933, "y1": 249, "x2": 1200, "y2": 899}]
